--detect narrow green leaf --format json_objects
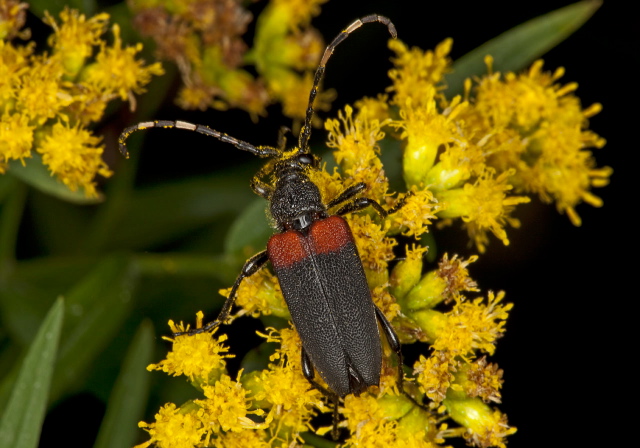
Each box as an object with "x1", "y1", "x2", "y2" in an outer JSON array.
[
  {"x1": 0, "y1": 257, "x2": 96, "y2": 346},
  {"x1": 0, "y1": 298, "x2": 64, "y2": 448},
  {"x1": 224, "y1": 198, "x2": 272, "y2": 254},
  {"x1": 0, "y1": 178, "x2": 26, "y2": 266},
  {"x1": 132, "y1": 253, "x2": 238, "y2": 283},
  {"x1": 105, "y1": 172, "x2": 255, "y2": 250},
  {"x1": 445, "y1": 1, "x2": 601, "y2": 96},
  {"x1": 8, "y1": 154, "x2": 102, "y2": 205},
  {"x1": 93, "y1": 320, "x2": 154, "y2": 448},
  {"x1": 301, "y1": 432, "x2": 338, "y2": 448},
  {"x1": 28, "y1": 0, "x2": 97, "y2": 18},
  {"x1": 50, "y1": 254, "x2": 137, "y2": 402}
]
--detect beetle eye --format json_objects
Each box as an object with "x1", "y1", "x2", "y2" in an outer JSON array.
[{"x1": 298, "y1": 154, "x2": 315, "y2": 166}]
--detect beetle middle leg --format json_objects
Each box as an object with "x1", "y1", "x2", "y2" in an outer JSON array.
[
  {"x1": 174, "y1": 250, "x2": 269, "y2": 336},
  {"x1": 302, "y1": 349, "x2": 342, "y2": 441},
  {"x1": 331, "y1": 182, "x2": 413, "y2": 218}
]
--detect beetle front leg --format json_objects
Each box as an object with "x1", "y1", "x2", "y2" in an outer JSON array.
[
  {"x1": 174, "y1": 250, "x2": 269, "y2": 336},
  {"x1": 250, "y1": 177, "x2": 273, "y2": 199}
]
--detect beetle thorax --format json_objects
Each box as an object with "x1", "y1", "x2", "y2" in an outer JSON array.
[{"x1": 270, "y1": 170, "x2": 326, "y2": 231}]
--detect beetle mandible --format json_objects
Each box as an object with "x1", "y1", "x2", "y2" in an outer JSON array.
[{"x1": 119, "y1": 13, "x2": 424, "y2": 424}]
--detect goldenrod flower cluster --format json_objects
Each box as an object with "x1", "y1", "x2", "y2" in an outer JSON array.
[
  {"x1": 136, "y1": 26, "x2": 608, "y2": 448},
  {"x1": 129, "y1": 0, "x2": 333, "y2": 123},
  {"x1": 0, "y1": 4, "x2": 163, "y2": 197}
]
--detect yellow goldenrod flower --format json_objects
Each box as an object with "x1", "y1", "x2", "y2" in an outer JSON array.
[
  {"x1": 270, "y1": 0, "x2": 327, "y2": 28},
  {"x1": 83, "y1": 24, "x2": 164, "y2": 107},
  {"x1": 0, "y1": 7, "x2": 162, "y2": 197},
  {"x1": 413, "y1": 351, "x2": 458, "y2": 404},
  {"x1": 43, "y1": 8, "x2": 109, "y2": 78},
  {"x1": 456, "y1": 357, "x2": 504, "y2": 404},
  {"x1": 437, "y1": 168, "x2": 530, "y2": 252},
  {"x1": 431, "y1": 291, "x2": 512, "y2": 359},
  {"x1": 470, "y1": 57, "x2": 610, "y2": 226},
  {"x1": 396, "y1": 92, "x2": 468, "y2": 188},
  {"x1": 387, "y1": 189, "x2": 439, "y2": 238},
  {"x1": 355, "y1": 95, "x2": 392, "y2": 123},
  {"x1": 250, "y1": 328, "x2": 323, "y2": 443},
  {"x1": 0, "y1": 111, "x2": 33, "y2": 171},
  {"x1": 16, "y1": 55, "x2": 72, "y2": 125},
  {"x1": 0, "y1": 0, "x2": 27, "y2": 40},
  {"x1": 346, "y1": 213, "x2": 396, "y2": 287},
  {"x1": 147, "y1": 312, "x2": 233, "y2": 385},
  {"x1": 197, "y1": 373, "x2": 265, "y2": 433},
  {"x1": 388, "y1": 38, "x2": 453, "y2": 109},
  {"x1": 325, "y1": 105, "x2": 390, "y2": 201},
  {"x1": 135, "y1": 402, "x2": 208, "y2": 448},
  {"x1": 36, "y1": 121, "x2": 111, "y2": 197}
]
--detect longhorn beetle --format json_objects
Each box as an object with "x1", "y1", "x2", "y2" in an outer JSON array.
[{"x1": 119, "y1": 14, "x2": 424, "y2": 438}]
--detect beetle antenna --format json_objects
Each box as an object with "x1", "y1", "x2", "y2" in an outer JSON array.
[
  {"x1": 118, "y1": 120, "x2": 280, "y2": 159},
  {"x1": 297, "y1": 14, "x2": 397, "y2": 153}
]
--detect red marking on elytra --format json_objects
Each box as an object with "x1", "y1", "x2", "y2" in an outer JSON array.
[
  {"x1": 268, "y1": 231, "x2": 307, "y2": 269},
  {"x1": 309, "y1": 216, "x2": 352, "y2": 254}
]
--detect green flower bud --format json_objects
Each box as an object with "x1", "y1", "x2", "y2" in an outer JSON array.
[
  {"x1": 390, "y1": 254, "x2": 423, "y2": 301},
  {"x1": 402, "y1": 270, "x2": 446, "y2": 311}
]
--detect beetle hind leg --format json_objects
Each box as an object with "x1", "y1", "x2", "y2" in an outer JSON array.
[
  {"x1": 301, "y1": 349, "x2": 342, "y2": 441},
  {"x1": 174, "y1": 250, "x2": 269, "y2": 337},
  {"x1": 375, "y1": 306, "x2": 429, "y2": 411}
]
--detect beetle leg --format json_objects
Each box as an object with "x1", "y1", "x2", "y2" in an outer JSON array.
[
  {"x1": 174, "y1": 250, "x2": 269, "y2": 336},
  {"x1": 374, "y1": 306, "x2": 428, "y2": 411},
  {"x1": 301, "y1": 349, "x2": 342, "y2": 441},
  {"x1": 250, "y1": 177, "x2": 273, "y2": 199},
  {"x1": 301, "y1": 348, "x2": 332, "y2": 395},
  {"x1": 335, "y1": 190, "x2": 414, "y2": 219},
  {"x1": 327, "y1": 182, "x2": 367, "y2": 209},
  {"x1": 335, "y1": 197, "x2": 387, "y2": 218}
]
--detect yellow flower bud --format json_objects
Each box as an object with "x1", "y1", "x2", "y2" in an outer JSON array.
[
  {"x1": 425, "y1": 160, "x2": 467, "y2": 192},
  {"x1": 444, "y1": 397, "x2": 516, "y2": 447},
  {"x1": 403, "y1": 138, "x2": 439, "y2": 187}
]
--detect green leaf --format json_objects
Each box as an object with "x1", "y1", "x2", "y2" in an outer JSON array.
[
  {"x1": 445, "y1": 0, "x2": 602, "y2": 96},
  {"x1": 0, "y1": 256, "x2": 136, "y2": 406},
  {"x1": 224, "y1": 198, "x2": 272, "y2": 254},
  {"x1": 50, "y1": 254, "x2": 137, "y2": 402},
  {"x1": 0, "y1": 178, "x2": 26, "y2": 265},
  {"x1": 8, "y1": 154, "x2": 103, "y2": 205},
  {"x1": 104, "y1": 172, "x2": 255, "y2": 251},
  {"x1": 28, "y1": 0, "x2": 97, "y2": 18},
  {"x1": 0, "y1": 298, "x2": 64, "y2": 448},
  {"x1": 93, "y1": 320, "x2": 154, "y2": 448}
]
